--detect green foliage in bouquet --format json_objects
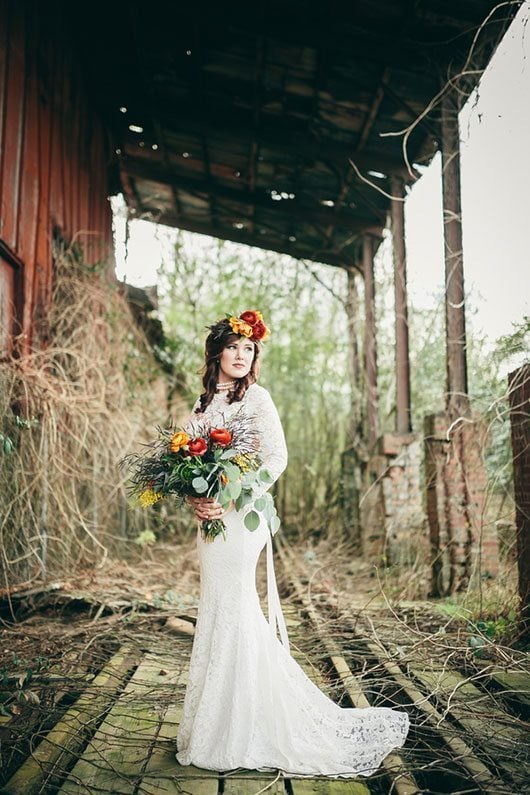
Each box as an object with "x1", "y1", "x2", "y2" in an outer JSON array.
[{"x1": 121, "y1": 409, "x2": 281, "y2": 542}]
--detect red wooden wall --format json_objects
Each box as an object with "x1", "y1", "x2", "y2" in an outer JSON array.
[{"x1": 0, "y1": 1, "x2": 114, "y2": 356}]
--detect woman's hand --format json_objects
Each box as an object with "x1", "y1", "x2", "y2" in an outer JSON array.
[{"x1": 187, "y1": 496, "x2": 234, "y2": 522}]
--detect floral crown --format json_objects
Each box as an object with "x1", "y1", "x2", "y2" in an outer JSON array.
[{"x1": 209, "y1": 310, "x2": 270, "y2": 343}]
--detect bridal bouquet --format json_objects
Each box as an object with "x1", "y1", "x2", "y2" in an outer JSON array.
[{"x1": 122, "y1": 411, "x2": 280, "y2": 542}]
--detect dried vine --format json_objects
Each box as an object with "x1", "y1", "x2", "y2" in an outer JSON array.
[{"x1": 0, "y1": 244, "x2": 189, "y2": 592}]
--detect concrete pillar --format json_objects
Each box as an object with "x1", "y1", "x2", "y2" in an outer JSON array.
[
  {"x1": 390, "y1": 176, "x2": 412, "y2": 433},
  {"x1": 440, "y1": 89, "x2": 470, "y2": 417},
  {"x1": 363, "y1": 235, "x2": 378, "y2": 448}
]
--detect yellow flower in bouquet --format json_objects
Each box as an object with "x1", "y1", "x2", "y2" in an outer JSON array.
[
  {"x1": 138, "y1": 488, "x2": 163, "y2": 507},
  {"x1": 170, "y1": 431, "x2": 190, "y2": 453}
]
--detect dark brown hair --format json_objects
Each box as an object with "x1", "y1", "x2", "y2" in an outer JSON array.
[{"x1": 195, "y1": 319, "x2": 261, "y2": 413}]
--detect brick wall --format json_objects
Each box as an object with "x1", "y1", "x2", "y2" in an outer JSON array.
[
  {"x1": 424, "y1": 411, "x2": 498, "y2": 595},
  {"x1": 360, "y1": 433, "x2": 425, "y2": 566}
]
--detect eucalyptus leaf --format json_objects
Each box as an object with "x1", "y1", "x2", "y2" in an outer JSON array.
[
  {"x1": 220, "y1": 449, "x2": 238, "y2": 459},
  {"x1": 244, "y1": 510, "x2": 260, "y2": 532},
  {"x1": 259, "y1": 468, "x2": 274, "y2": 483},
  {"x1": 254, "y1": 496, "x2": 267, "y2": 512},
  {"x1": 230, "y1": 481, "x2": 242, "y2": 500},
  {"x1": 227, "y1": 464, "x2": 242, "y2": 481},
  {"x1": 264, "y1": 501, "x2": 275, "y2": 521},
  {"x1": 270, "y1": 515, "x2": 281, "y2": 534},
  {"x1": 192, "y1": 476, "x2": 209, "y2": 493}
]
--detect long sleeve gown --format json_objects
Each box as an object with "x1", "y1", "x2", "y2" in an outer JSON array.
[{"x1": 176, "y1": 383, "x2": 409, "y2": 777}]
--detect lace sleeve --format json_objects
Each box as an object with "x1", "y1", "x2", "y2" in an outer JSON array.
[
  {"x1": 247, "y1": 385, "x2": 288, "y2": 499},
  {"x1": 183, "y1": 397, "x2": 202, "y2": 433}
]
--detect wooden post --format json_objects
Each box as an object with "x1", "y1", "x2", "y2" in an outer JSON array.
[
  {"x1": 390, "y1": 176, "x2": 412, "y2": 433},
  {"x1": 342, "y1": 266, "x2": 363, "y2": 546},
  {"x1": 363, "y1": 235, "x2": 378, "y2": 447},
  {"x1": 346, "y1": 267, "x2": 363, "y2": 441},
  {"x1": 441, "y1": 89, "x2": 469, "y2": 417},
  {"x1": 508, "y1": 364, "x2": 530, "y2": 640}
]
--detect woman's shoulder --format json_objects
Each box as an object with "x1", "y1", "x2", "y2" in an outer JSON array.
[
  {"x1": 245, "y1": 382, "x2": 275, "y2": 408},
  {"x1": 246, "y1": 382, "x2": 270, "y2": 399}
]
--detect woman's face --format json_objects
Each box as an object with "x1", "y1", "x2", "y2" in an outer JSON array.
[{"x1": 219, "y1": 336, "x2": 255, "y2": 381}]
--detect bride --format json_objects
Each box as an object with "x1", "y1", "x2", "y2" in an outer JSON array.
[{"x1": 176, "y1": 310, "x2": 409, "y2": 777}]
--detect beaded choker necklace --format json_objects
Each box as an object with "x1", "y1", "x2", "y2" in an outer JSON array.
[{"x1": 216, "y1": 380, "x2": 236, "y2": 392}]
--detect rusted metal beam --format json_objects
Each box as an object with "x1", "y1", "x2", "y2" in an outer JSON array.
[
  {"x1": 440, "y1": 89, "x2": 469, "y2": 416},
  {"x1": 390, "y1": 175, "x2": 412, "y2": 433},
  {"x1": 363, "y1": 234, "x2": 379, "y2": 447}
]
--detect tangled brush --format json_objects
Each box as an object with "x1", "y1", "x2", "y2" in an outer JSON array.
[{"x1": 0, "y1": 244, "x2": 188, "y2": 592}]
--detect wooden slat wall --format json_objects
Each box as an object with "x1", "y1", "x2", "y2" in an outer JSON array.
[{"x1": 0, "y1": 0, "x2": 114, "y2": 355}]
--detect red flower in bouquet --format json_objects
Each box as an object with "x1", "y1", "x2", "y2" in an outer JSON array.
[
  {"x1": 188, "y1": 437, "x2": 208, "y2": 456},
  {"x1": 122, "y1": 409, "x2": 281, "y2": 544},
  {"x1": 210, "y1": 427, "x2": 232, "y2": 447}
]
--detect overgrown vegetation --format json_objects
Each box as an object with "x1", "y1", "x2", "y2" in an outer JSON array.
[
  {"x1": 159, "y1": 230, "x2": 521, "y2": 542},
  {"x1": 1, "y1": 228, "x2": 523, "y2": 601},
  {"x1": 0, "y1": 245, "x2": 190, "y2": 591}
]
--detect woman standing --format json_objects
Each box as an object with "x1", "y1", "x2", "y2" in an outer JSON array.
[{"x1": 176, "y1": 310, "x2": 409, "y2": 777}]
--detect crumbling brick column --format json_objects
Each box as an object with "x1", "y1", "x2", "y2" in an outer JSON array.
[
  {"x1": 424, "y1": 412, "x2": 498, "y2": 596},
  {"x1": 360, "y1": 433, "x2": 425, "y2": 565},
  {"x1": 508, "y1": 364, "x2": 530, "y2": 638}
]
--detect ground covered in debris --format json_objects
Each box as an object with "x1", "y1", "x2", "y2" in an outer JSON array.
[{"x1": 0, "y1": 535, "x2": 528, "y2": 793}]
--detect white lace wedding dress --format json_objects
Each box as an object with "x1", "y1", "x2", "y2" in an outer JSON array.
[{"x1": 176, "y1": 383, "x2": 409, "y2": 777}]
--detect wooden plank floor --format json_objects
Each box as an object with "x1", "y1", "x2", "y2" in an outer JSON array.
[
  {"x1": 4, "y1": 592, "x2": 526, "y2": 794},
  {"x1": 2, "y1": 607, "x2": 375, "y2": 795}
]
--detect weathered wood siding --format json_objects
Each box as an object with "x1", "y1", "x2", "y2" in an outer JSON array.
[{"x1": 0, "y1": 0, "x2": 114, "y2": 356}]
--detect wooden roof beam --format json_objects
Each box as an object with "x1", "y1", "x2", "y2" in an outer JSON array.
[
  {"x1": 139, "y1": 210, "x2": 362, "y2": 270},
  {"x1": 122, "y1": 158, "x2": 385, "y2": 230},
  {"x1": 152, "y1": 107, "x2": 418, "y2": 178}
]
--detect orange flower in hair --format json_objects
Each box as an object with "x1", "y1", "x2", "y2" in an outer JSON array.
[
  {"x1": 229, "y1": 317, "x2": 254, "y2": 338},
  {"x1": 228, "y1": 310, "x2": 270, "y2": 342}
]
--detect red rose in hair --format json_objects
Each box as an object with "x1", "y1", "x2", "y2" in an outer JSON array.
[
  {"x1": 188, "y1": 437, "x2": 208, "y2": 456},
  {"x1": 251, "y1": 319, "x2": 269, "y2": 341},
  {"x1": 240, "y1": 310, "x2": 260, "y2": 326},
  {"x1": 210, "y1": 428, "x2": 232, "y2": 447}
]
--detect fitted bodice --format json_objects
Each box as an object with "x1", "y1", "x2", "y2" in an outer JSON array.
[{"x1": 186, "y1": 383, "x2": 288, "y2": 497}]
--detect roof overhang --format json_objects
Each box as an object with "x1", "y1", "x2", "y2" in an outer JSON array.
[{"x1": 69, "y1": 0, "x2": 517, "y2": 268}]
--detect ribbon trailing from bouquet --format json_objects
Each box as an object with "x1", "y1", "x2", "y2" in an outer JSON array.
[{"x1": 266, "y1": 528, "x2": 290, "y2": 653}]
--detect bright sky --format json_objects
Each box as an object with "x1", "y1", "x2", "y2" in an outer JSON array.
[
  {"x1": 405, "y1": 1, "x2": 529, "y2": 340},
  {"x1": 115, "y1": 2, "x2": 530, "y2": 343}
]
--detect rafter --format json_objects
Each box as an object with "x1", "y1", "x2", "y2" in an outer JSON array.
[
  {"x1": 150, "y1": 106, "x2": 416, "y2": 177},
  {"x1": 123, "y1": 158, "x2": 385, "y2": 231},
  {"x1": 137, "y1": 210, "x2": 363, "y2": 271}
]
